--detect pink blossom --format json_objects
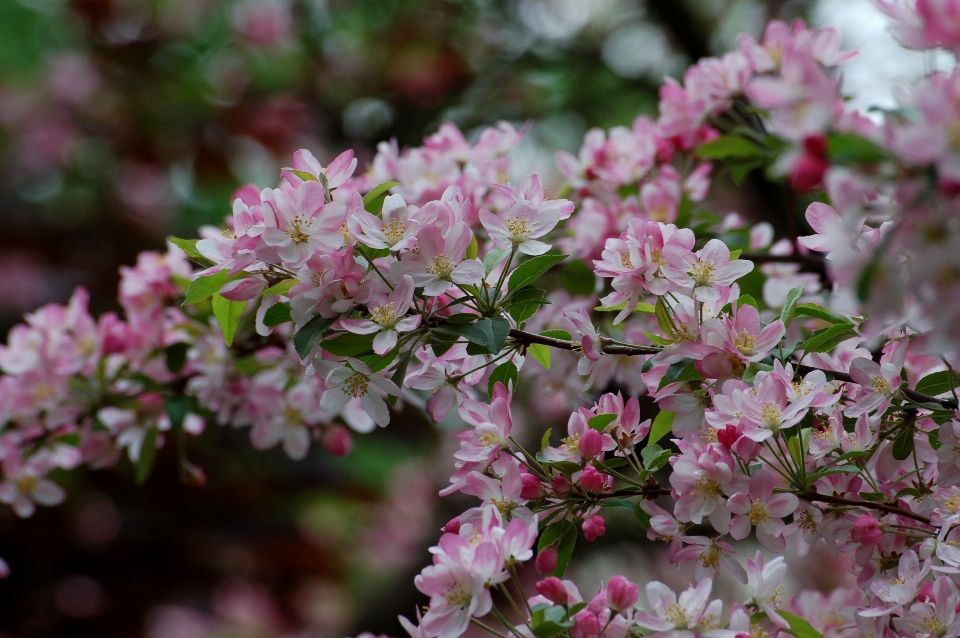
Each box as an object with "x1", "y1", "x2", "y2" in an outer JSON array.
[
  {"x1": 727, "y1": 469, "x2": 798, "y2": 551},
  {"x1": 340, "y1": 275, "x2": 422, "y2": 355},
  {"x1": 480, "y1": 175, "x2": 573, "y2": 255}
]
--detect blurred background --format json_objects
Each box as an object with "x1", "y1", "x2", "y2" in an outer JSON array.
[{"x1": 0, "y1": 0, "x2": 933, "y2": 635}]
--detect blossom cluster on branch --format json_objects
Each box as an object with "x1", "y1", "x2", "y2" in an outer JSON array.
[{"x1": 9, "y1": 2, "x2": 960, "y2": 636}]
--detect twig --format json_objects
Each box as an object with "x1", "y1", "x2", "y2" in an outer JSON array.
[{"x1": 798, "y1": 492, "x2": 931, "y2": 526}]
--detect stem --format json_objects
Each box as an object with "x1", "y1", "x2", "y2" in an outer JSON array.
[
  {"x1": 797, "y1": 492, "x2": 931, "y2": 526},
  {"x1": 472, "y1": 618, "x2": 510, "y2": 638}
]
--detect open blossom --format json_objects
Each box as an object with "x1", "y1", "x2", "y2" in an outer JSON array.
[
  {"x1": 341, "y1": 275, "x2": 422, "y2": 355},
  {"x1": 745, "y1": 552, "x2": 789, "y2": 628},
  {"x1": 480, "y1": 175, "x2": 573, "y2": 255},
  {"x1": 415, "y1": 553, "x2": 493, "y2": 638},
  {"x1": 727, "y1": 469, "x2": 798, "y2": 551},
  {"x1": 261, "y1": 180, "x2": 347, "y2": 268},
  {"x1": 286, "y1": 148, "x2": 357, "y2": 192},
  {"x1": 316, "y1": 359, "x2": 400, "y2": 427},
  {"x1": 393, "y1": 222, "x2": 483, "y2": 296},
  {"x1": 662, "y1": 239, "x2": 753, "y2": 304},
  {"x1": 846, "y1": 340, "x2": 908, "y2": 417},
  {"x1": 634, "y1": 579, "x2": 731, "y2": 638},
  {"x1": 0, "y1": 452, "x2": 66, "y2": 518},
  {"x1": 350, "y1": 194, "x2": 422, "y2": 252}
]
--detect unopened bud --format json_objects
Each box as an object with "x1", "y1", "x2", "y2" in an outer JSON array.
[
  {"x1": 521, "y1": 473, "x2": 544, "y2": 500},
  {"x1": 582, "y1": 515, "x2": 606, "y2": 541},
  {"x1": 536, "y1": 546, "x2": 558, "y2": 574},
  {"x1": 606, "y1": 575, "x2": 638, "y2": 611},
  {"x1": 322, "y1": 425, "x2": 352, "y2": 457},
  {"x1": 580, "y1": 429, "x2": 603, "y2": 460},
  {"x1": 535, "y1": 576, "x2": 568, "y2": 604},
  {"x1": 579, "y1": 466, "x2": 604, "y2": 493}
]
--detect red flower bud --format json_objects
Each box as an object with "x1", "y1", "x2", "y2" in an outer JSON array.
[
  {"x1": 580, "y1": 429, "x2": 603, "y2": 460},
  {"x1": 536, "y1": 547, "x2": 558, "y2": 575},
  {"x1": 582, "y1": 515, "x2": 606, "y2": 541},
  {"x1": 579, "y1": 466, "x2": 605, "y2": 493},
  {"x1": 521, "y1": 473, "x2": 544, "y2": 500},
  {"x1": 535, "y1": 576, "x2": 567, "y2": 603},
  {"x1": 321, "y1": 425, "x2": 353, "y2": 457},
  {"x1": 606, "y1": 575, "x2": 638, "y2": 611}
]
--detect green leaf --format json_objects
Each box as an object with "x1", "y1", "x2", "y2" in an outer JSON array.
[
  {"x1": 641, "y1": 443, "x2": 672, "y2": 471},
  {"x1": 539, "y1": 329, "x2": 572, "y2": 341},
  {"x1": 528, "y1": 343, "x2": 551, "y2": 369},
  {"x1": 541, "y1": 428, "x2": 553, "y2": 453},
  {"x1": 263, "y1": 280, "x2": 297, "y2": 296},
  {"x1": 508, "y1": 253, "x2": 567, "y2": 293},
  {"x1": 794, "y1": 303, "x2": 854, "y2": 325},
  {"x1": 362, "y1": 181, "x2": 401, "y2": 206},
  {"x1": 293, "y1": 315, "x2": 335, "y2": 360},
  {"x1": 788, "y1": 435, "x2": 804, "y2": 469},
  {"x1": 488, "y1": 361, "x2": 519, "y2": 397},
  {"x1": 634, "y1": 504, "x2": 652, "y2": 529},
  {"x1": 285, "y1": 168, "x2": 318, "y2": 182},
  {"x1": 892, "y1": 428, "x2": 915, "y2": 461},
  {"x1": 729, "y1": 248, "x2": 742, "y2": 260},
  {"x1": 696, "y1": 135, "x2": 765, "y2": 160},
  {"x1": 168, "y1": 236, "x2": 215, "y2": 267},
  {"x1": 915, "y1": 370, "x2": 960, "y2": 397},
  {"x1": 826, "y1": 133, "x2": 888, "y2": 165},
  {"x1": 135, "y1": 426, "x2": 159, "y2": 485},
  {"x1": 648, "y1": 410, "x2": 675, "y2": 446},
  {"x1": 777, "y1": 611, "x2": 824, "y2": 638},
  {"x1": 507, "y1": 288, "x2": 550, "y2": 323},
  {"x1": 484, "y1": 248, "x2": 510, "y2": 275},
  {"x1": 466, "y1": 235, "x2": 478, "y2": 260},
  {"x1": 738, "y1": 294, "x2": 759, "y2": 310},
  {"x1": 536, "y1": 520, "x2": 577, "y2": 577},
  {"x1": 588, "y1": 414, "x2": 617, "y2": 431},
  {"x1": 212, "y1": 294, "x2": 247, "y2": 347},
  {"x1": 443, "y1": 318, "x2": 511, "y2": 355},
  {"x1": 655, "y1": 297, "x2": 674, "y2": 335},
  {"x1": 263, "y1": 302, "x2": 292, "y2": 327},
  {"x1": 779, "y1": 284, "x2": 806, "y2": 328},
  {"x1": 321, "y1": 332, "x2": 376, "y2": 357},
  {"x1": 164, "y1": 342, "x2": 190, "y2": 375},
  {"x1": 559, "y1": 259, "x2": 596, "y2": 296},
  {"x1": 657, "y1": 359, "x2": 702, "y2": 391},
  {"x1": 184, "y1": 270, "x2": 240, "y2": 305},
  {"x1": 362, "y1": 348, "x2": 399, "y2": 373},
  {"x1": 802, "y1": 323, "x2": 857, "y2": 355},
  {"x1": 600, "y1": 498, "x2": 637, "y2": 510}
]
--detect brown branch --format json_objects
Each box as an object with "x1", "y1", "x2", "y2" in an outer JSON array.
[
  {"x1": 798, "y1": 492, "x2": 932, "y2": 526},
  {"x1": 507, "y1": 329, "x2": 661, "y2": 356}
]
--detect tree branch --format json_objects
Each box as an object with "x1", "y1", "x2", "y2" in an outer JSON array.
[{"x1": 798, "y1": 492, "x2": 931, "y2": 526}]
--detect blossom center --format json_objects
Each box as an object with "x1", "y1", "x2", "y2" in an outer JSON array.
[
  {"x1": 560, "y1": 433, "x2": 580, "y2": 455},
  {"x1": 759, "y1": 402, "x2": 782, "y2": 429},
  {"x1": 734, "y1": 331, "x2": 757, "y2": 356},
  {"x1": 870, "y1": 375, "x2": 890, "y2": 395},
  {"x1": 689, "y1": 258, "x2": 716, "y2": 286},
  {"x1": 664, "y1": 602, "x2": 689, "y2": 628},
  {"x1": 285, "y1": 216, "x2": 311, "y2": 244},
  {"x1": 344, "y1": 372, "x2": 370, "y2": 397},
  {"x1": 693, "y1": 476, "x2": 724, "y2": 499},
  {"x1": 425, "y1": 254, "x2": 455, "y2": 279},
  {"x1": 505, "y1": 216, "x2": 531, "y2": 242},
  {"x1": 381, "y1": 219, "x2": 407, "y2": 244},
  {"x1": 748, "y1": 500, "x2": 771, "y2": 526},
  {"x1": 445, "y1": 587, "x2": 472, "y2": 609},
  {"x1": 16, "y1": 475, "x2": 38, "y2": 494},
  {"x1": 371, "y1": 302, "x2": 397, "y2": 328}
]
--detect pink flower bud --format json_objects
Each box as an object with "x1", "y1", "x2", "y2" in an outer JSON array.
[
  {"x1": 535, "y1": 576, "x2": 567, "y2": 604},
  {"x1": 606, "y1": 575, "x2": 638, "y2": 611},
  {"x1": 321, "y1": 425, "x2": 353, "y2": 457},
  {"x1": 582, "y1": 515, "x2": 606, "y2": 541},
  {"x1": 717, "y1": 424, "x2": 740, "y2": 449},
  {"x1": 443, "y1": 517, "x2": 462, "y2": 534},
  {"x1": 580, "y1": 429, "x2": 603, "y2": 460},
  {"x1": 572, "y1": 610, "x2": 600, "y2": 638},
  {"x1": 851, "y1": 515, "x2": 882, "y2": 546},
  {"x1": 552, "y1": 475, "x2": 571, "y2": 494},
  {"x1": 918, "y1": 581, "x2": 935, "y2": 603},
  {"x1": 579, "y1": 466, "x2": 605, "y2": 493},
  {"x1": 536, "y1": 546, "x2": 558, "y2": 575},
  {"x1": 521, "y1": 473, "x2": 544, "y2": 500}
]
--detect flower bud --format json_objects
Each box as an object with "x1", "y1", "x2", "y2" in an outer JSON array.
[
  {"x1": 582, "y1": 515, "x2": 606, "y2": 541},
  {"x1": 917, "y1": 581, "x2": 935, "y2": 603},
  {"x1": 535, "y1": 576, "x2": 567, "y2": 604},
  {"x1": 717, "y1": 424, "x2": 740, "y2": 449},
  {"x1": 572, "y1": 610, "x2": 600, "y2": 638},
  {"x1": 521, "y1": 473, "x2": 544, "y2": 500},
  {"x1": 606, "y1": 575, "x2": 638, "y2": 611},
  {"x1": 851, "y1": 515, "x2": 882, "y2": 546},
  {"x1": 579, "y1": 466, "x2": 604, "y2": 493},
  {"x1": 322, "y1": 425, "x2": 353, "y2": 457},
  {"x1": 552, "y1": 475, "x2": 571, "y2": 494},
  {"x1": 536, "y1": 546, "x2": 558, "y2": 574},
  {"x1": 580, "y1": 429, "x2": 603, "y2": 460},
  {"x1": 443, "y1": 516, "x2": 462, "y2": 534}
]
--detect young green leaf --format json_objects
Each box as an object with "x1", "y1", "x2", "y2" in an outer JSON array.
[
  {"x1": 508, "y1": 253, "x2": 567, "y2": 293},
  {"x1": 648, "y1": 411, "x2": 676, "y2": 446},
  {"x1": 293, "y1": 315, "x2": 335, "y2": 360},
  {"x1": 212, "y1": 294, "x2": 247, "y2": 347}
]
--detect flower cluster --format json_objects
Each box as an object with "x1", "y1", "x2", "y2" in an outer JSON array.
[{"x1": 9, "y1": 6, "x2": 960, "y2": 638}]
